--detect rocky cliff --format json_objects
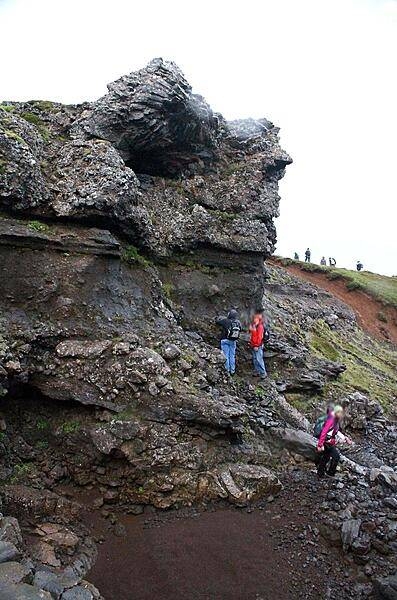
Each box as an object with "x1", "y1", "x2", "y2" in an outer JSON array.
[{"x1": 0, "y1": 60, "x2": 396, "y2": 600}]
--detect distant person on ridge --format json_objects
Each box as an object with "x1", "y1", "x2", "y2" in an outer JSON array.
[
  {"x1": 320, "y1": 256, "x2": 327, "y2": 266},
  {"x1": 314, "y1": 404, "x2": 352, "y2": 478},
  {"x1": 329, "y1": 257, "x2": 336, "y2": 266},
  {"x1": 294, "y1": 252, "x2": 299, "y2": 260},
  {"x1": 249, "y1": 309, "x2": 269, "y2": 379},
  {"x1": 356, "y1": 261, "x2": 364, "y2": 271},
  {"x1": 305, "y1": 248, "x2": 311, "y2": 262},
  {"x1": 216, "y1": 309, "x2": 242, "y2": 376}
]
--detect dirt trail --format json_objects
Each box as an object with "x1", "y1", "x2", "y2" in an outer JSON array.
[
  {"x1": 271, "y1": 260, "x2": 397, "y2": 344},
  {"x1": 85, "y1": 472, "x2": 355, "y2": 600}
]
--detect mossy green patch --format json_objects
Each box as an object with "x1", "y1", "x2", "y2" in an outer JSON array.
[
  {"x1": 223, "y1": 162, "x2": 245, "y2": 177},
  {"x1": 61, "y1": 421, "x2": 80, "y2": 434},
  {"x1": 28, "y1": 100, "x2": 57, "y2": 112},
  {"x1": 28, "y1": 220, "x2": 49, "y2": 233},
  {"x1": 0, "y1": 104, "x2": 15, "y2": 113},
  {"x1": 162, "y1": 282, "x2": 174, "y2": 300},
  {"x1": 4, "y1": 129, "x2": 26, "y2": 144},
  {"x1": 20, "y1": 112, "x2": 51, "y2": 142},
  {"x1": 308, "y1": 319, "x2": 396, "y2": 409},
  {"x1": 207, "y1": 209, "x2": 236, "y2": 221},
  {"x1": 122, "y1": 245, "x2": 151, "y2": 268}
]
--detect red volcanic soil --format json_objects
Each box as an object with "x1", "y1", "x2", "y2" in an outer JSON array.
[{"x1": 272, "y1": 261, "x2": 397, "y2": 344}]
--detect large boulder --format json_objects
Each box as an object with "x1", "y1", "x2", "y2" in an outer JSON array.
[{"x1": 72, "y1": 58, "x2": 219, "y2": 175}]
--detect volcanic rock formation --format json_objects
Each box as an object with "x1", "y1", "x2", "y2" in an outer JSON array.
[{"x1": 0, "y1": 59, "x2": 396, "y2": 599}]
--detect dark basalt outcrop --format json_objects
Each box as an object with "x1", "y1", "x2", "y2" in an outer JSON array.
[{"x1": 0, "y1": 59, "x2": 292, "y2": 512}]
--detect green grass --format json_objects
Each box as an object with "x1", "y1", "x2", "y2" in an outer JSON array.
[
  {"x1": 36, "y1": 418, "x2": 49, "y2": 430},
  {"x1": 122, "y1": 245, "x2": 150, "y2": 268},
  {"x1": 330, "y1": 269, "x2": 397, "y2": 308}
]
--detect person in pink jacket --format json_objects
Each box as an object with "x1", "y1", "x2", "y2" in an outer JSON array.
[{"x1": 316, "y1": 404, "x2": 352, "y2": 478}]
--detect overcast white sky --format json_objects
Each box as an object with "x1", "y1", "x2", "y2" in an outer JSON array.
[{"x1": 1, "y1": 0, "x2": 396, "y2": 275}]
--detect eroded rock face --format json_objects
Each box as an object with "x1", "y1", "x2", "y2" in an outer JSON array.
[
  {"x1": 0, "y1": 59, "x2": 294, "y2": 511},
  {"x1": 0, "y1": 58, "x2": 291, "y2": 259},
  {"x1": 72, "y1": 58, "x2": 220, "y2": 175}
]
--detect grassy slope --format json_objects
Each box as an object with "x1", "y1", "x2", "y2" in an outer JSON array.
[
  {"x1": 276, "y1": 258, "x2": 397, "y2": 309},
  {"x1": 268, "y1": 262, "x2": 397, "y2": 414},
  {"x1": 309, "y1": 319, "x2": 396, "y2": 409}
]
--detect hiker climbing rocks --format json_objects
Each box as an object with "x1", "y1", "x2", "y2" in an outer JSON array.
[
  {"x1": 216, "y1": 309, "x2": 242, "y2": 376},
  {"x1": 314, "y1": 404, "x2": 352, "y2": 478},
  {"x1": 356, "y1": 260, "x2": 363, "y2": 271},
  {"x1": 320, "y1": 256, "x2": 326, "y2": 266},
  {"x1": 329, "y1": 257, "x2": 336, "y2": 266},
  {"x1": 294, "y1": 252, "x2": 299, "y2": 260},
  {"x1": 249, "y1": 309, "x2": 268, "y2": 379},
  {"x1": 305, "y1": 248, "x2": 311, "y2": 262}
]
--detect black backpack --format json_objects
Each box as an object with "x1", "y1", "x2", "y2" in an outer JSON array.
[
  {"x1": 313, "y1": 414, "x2": 327, "y2": 438},
  {"x1": 227, "y1": 320, "x2": 241, "y2": 340}
]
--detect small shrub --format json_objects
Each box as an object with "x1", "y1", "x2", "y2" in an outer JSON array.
[
  {"x1": 29, "y1": 100, "x2": 57, "y2": 112},
  {"x1": 10, "y1": 462, "x2": 33, "y2": 483},
  {"x1": 346, "y1": 281, "x2": 362, "y2": 292},
  {"x1": 61, "y1": 421, "x2": 80, "y2": 434},
  {"x1": 162, "y1": 282, "x2": 174, "y2": 300},
  {"x1": 36, "y1": 418, "x2": 49, "y2": 430},
  {"x1": 36, "y1": 440, "x2": 49, "y2": 449},
  {"x1": 327, "y1": 271, "x2": 342, "y2": 280},
  {"x1": 122, "y1": 245, "x2": 150, "y2": 268}
]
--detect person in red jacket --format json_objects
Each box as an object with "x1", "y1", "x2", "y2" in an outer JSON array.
[{"x1": 249, "y1": 309, "x2": 267, "y2": 379}]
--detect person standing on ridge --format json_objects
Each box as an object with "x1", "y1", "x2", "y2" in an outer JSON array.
[
  {"x1": 216, "y1": 309, "x2": 241, "y2": 376},
  {"x1": 294, "y1": 252, "x2": 299, "y2": 260},
  {"x1": 305, "y1": 248, "x2": 311, "y2": 262},
  {"x1": 329, "y1": 257, "x2": 336, "y2": 266},
  {"x1": 315, "y1": 404, "x2": 352, "y2": 478},
  {"x1": 356, "y1": 260, "x2": 363, "y2": 271},
  {"x1": 320, "y1": 256, "x2": 327, "y2": 266},
  {"x1": 249, "y1": 309, "x2": 268, "y2": 379}
]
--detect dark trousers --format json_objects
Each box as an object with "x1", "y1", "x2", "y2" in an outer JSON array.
[{"x1": 316, "y1": 445, "x2": 340, "y2": 477}]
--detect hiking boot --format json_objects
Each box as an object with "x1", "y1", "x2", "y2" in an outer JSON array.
[{"x1": 260, "y1": 374, "x2": 268, "y2": 380}]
